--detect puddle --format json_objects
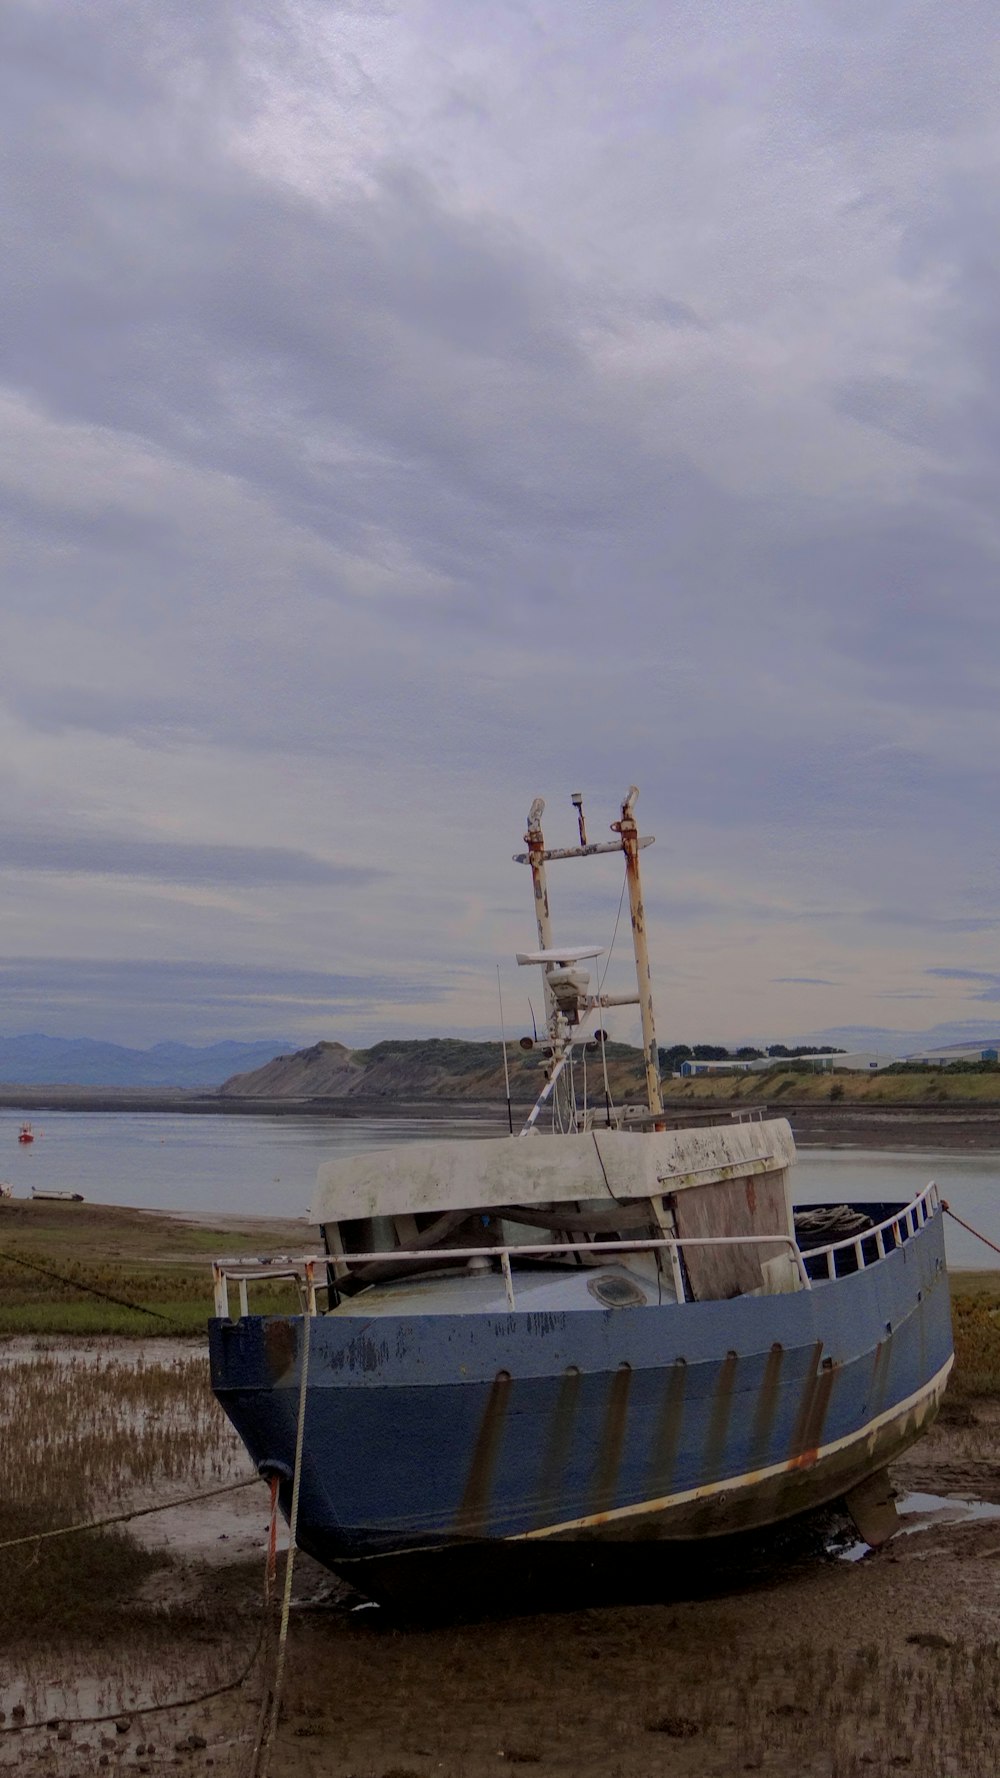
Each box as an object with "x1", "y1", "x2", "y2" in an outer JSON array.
[{"x1": 835, "y1": 1491, "x2": 1000, "y2": 1562}]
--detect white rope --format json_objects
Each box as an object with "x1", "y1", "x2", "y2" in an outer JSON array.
[{"x1": 254, "y1": 1309, "x2": 312, "y2": 1778}]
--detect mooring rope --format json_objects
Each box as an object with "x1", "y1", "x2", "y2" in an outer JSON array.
[
  {"x1": 942, "y1": 1200, "x2": 1000, "y2": 1259},
  {"x1": 0, "y1": 1245, "x2": 183, "y2": 1324},
  {"x1": 247, "y1": 1309, "x2": 312, "y2": 1778},
  {"x1": 241, "y1": 1479, "x2": 282, "y2": 1778},
  {"x1": 0, "y1": 1622, "x2": 269, "y2": 1737},
  {"x1": 0, "y1": 1470, "x2": 279, "y2": 1739},
  {"x1": 0, "y1": 1476, "x2": 257, "y2": 1554}
]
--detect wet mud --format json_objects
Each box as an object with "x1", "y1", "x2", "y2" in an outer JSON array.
[{"x1": 3, "y1": 1398, "x2": 1000, "y2": 1778}]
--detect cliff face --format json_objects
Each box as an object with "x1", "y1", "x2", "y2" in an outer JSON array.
[
  {"x1": 220, "y1": 1041, "x2": 364, "y2": 1098},
  {"x1": 220, "y1": 1036, "x2": 648, "y2": 1102}
]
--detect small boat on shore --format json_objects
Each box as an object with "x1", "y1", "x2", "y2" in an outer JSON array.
[{"x1": 209, "y1": 787, "x2": 953, "y2": 1603}]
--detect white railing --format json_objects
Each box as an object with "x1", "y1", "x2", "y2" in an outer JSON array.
[
  {"x1": 211, "y1": 1184, "x2": 941, "y2": 1320},
  {"x1": 212, "y1": 1231, "x2": 808, "y2": 1317},
  {"x1": 800, "y1": 1182, "x2": 940, "y2": 1282}
]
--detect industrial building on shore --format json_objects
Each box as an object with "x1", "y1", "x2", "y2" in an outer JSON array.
[{"x1": 676, "y1": 1041, "x2": 1000, "y2": 1077}]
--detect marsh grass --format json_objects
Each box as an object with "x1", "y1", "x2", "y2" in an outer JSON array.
[
  {"x1": 0, "y1": 1250, "x2": 299, "y2": 1334},
  {"x1": 0, "y1": 1344, "x2": 250, "y2": 1641},
  {"x1": 948, "y1": 1284, "x2": 1000, "y2": 1398},
  {"x1": 0, "y1": 1192, "x2": 306, "y2": 1334}
]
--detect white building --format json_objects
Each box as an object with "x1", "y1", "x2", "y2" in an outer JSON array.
[{"x1": 677, "y1": 1051, "x2": 894, "y2": 1077}]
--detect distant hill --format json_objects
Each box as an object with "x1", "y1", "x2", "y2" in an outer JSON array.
[
  {"x1": 0, "y1": 1035, "x2": 292, "y2": 1088},
  {"x1": 221, "y1": 1037, "x2": 649, "y2": 1103}
]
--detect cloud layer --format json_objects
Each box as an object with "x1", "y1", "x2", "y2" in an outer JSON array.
[{"x1": 1, "y1": 2, "x2": 999, "y2": 1043}]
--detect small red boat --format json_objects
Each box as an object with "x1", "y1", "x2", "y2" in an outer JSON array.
[{"x1": 18, "y1": 1122, "x2": 34, "y2": 1144}]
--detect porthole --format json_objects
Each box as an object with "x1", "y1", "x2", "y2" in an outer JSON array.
[{"x1": 587, "y1": 1273, "x2": 648, "y2": 1308}]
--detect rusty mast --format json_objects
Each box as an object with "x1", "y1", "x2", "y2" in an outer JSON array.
[{"x1": 513, "y1": 785, "x2": 664, "y2": 1130}]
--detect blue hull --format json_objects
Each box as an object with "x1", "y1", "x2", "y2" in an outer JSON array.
[{"x1": 209, "y1": 1207, "x2": 952, "y2": 1586}]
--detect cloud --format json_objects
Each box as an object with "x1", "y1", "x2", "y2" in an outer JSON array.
[
  {"x1": 925, "y1": 968, "x2": 1000, "y2": 1002},
  {"x1": 0, "y1": 2, "x2": 998, "y2": 1044},
  {"x1": 0, "y1": 957, "x2": 451, "y2": 1045},
  {"x1": 0, "y1": 826, "x2": 383, "y2": 890}
]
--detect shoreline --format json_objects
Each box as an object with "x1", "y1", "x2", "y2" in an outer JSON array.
[{"x1": 4, "y1": 1089, "x2": 1000, "y2": 1148}]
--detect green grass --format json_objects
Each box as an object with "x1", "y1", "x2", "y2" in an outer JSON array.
[
  {"x1": 662, "y1": 1063, "x2": 1000, "y2": 1106},
  {"x1": 948, "y1": 1281, "x2": 1000, "y2": 1398},
  {"x1": 0, "y1": 1196, "x2": 313, "y2": 1333}
]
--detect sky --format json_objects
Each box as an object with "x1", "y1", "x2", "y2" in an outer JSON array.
[{"x1": 2, "y1": 0, "x2": 1000, "y2": 1050}]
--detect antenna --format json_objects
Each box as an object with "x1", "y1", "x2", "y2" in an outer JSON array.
[{"x1": 497, "y1": 965, "x2": 513, "y2": 1135}]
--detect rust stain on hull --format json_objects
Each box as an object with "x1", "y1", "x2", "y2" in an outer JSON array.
[
  {"x1": 787, "y1": 1343, "x2": 837, "y2": 1472},
  {"x1": 263, "y1": 1318, "x2": 297, "y2": 1382},
  {"x1": 748, "y1": 1343, "x2": 784, "y2": 1473},
  {"x1": 648, "y1": 1357, "x2": 687, "y2": 1493},
  {"x1": 704, "y1": 1350, "x2": 738, "y2": 1482},
  {"x1": 535, "y1": 1367, "x2": 581, "y2": 1529},
  {"x1": 592, "y1": 1364, "x2": 633, "y2": 1517},
  {"x1": 456, "y1": 1370, "x2": 512, "y2": 1536},
  {"x1": 868, "y1": 1337, "x2": 893, "y2": 1418}
]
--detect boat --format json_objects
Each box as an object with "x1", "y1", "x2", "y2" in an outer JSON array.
[
  {"x1": 18, "y1": 1122, "x2": 33, "y2": 1144},
  {"x1": 209, "y1": 787, "x2": 953, "y2": 1603}
]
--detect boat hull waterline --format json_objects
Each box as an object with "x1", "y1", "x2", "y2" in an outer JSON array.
[{"x1": 209, "y1": 1202, "x2": 951, "y2": 1584}]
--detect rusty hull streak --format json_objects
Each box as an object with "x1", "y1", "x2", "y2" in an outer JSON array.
[
  {"x1": 868, "y1": 1336, "x2": 894, "y2": 1419},
  {"x1": 535, "y1": 1366, "x2": 581, "y2": 1530},
  {"x1": 703, "y1": 1349, "x2": 739, "y2": 1481},
  {"x1": 748, "y1": 1342, "x2": 784, "y2": 1473},
  {"x1": 648, "y1": 1357, "x2": 687, "y2": 1494},
  {"x1": 456, "y1": 1370, "x2": 512, "y2": 1537},
  {"x1": 263, "y1": 1318, "x2": 298, "y2": 1383},
  {"x1": 592, "y1": 1363, "x2": 633, "y2": 1517},
  {"x1": 787, "y1": 1342, "x2": 837, "y2": 1472}
]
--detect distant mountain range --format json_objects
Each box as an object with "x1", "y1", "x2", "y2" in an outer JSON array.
[
  {"x1": 0, "y1": 1035, "x2": 292, "y2": 1088},
  {"x1": 5, "y1": 1019, "x2": 1000, "y2": 1094}
]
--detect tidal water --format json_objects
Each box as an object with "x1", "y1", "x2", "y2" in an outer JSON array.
[{"x1": 3, "y1": 1109, "x2": 999, "y2": 1267}]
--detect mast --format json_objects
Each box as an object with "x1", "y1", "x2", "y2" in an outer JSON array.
[
  {"x1": 612, "y1": 786, "x2": 664, "y2": 1120},
  {"x1": 514, "y1": 786, "x2": 663, "y2": 1125},
  {"x1": 524, "y1": 798, "x2": 555, "y2": 1027}
]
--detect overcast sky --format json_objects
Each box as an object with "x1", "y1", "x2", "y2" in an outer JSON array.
[{"x1": 2, "y1": 1, "x2": 999, "y2": 1048}]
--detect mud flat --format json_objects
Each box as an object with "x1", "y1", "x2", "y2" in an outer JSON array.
[
  {"x1": 786, "y1": 1103, "x2": 1000, "y2": 1150},
  {"x1": 3, "y1": 1390, "x2": 1000, "y2": 1778},
  {"x1": 2, "y1": 1204, "x2": 1000, "y2": 1777}
]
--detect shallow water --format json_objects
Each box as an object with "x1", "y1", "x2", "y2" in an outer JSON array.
[
  {"x1": 0, "y1": 1108, "x2": 499, "y2": 1221},
  {"x1": 794, "y1": 1147, "x2": 1000, "y2": 1268},
  {"x1": 835, "y1": 1490, "x2": 1000, "y2": 1561},
  {"x1": 0, "y1": 1109, "x2": 998, "y2": 1266}
]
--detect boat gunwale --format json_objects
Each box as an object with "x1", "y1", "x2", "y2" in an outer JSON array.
[{"x1": 211, "y1": 1182, "x2": 941, "y2": 1318}]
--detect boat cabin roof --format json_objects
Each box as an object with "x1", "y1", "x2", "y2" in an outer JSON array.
[{"x1": 311, "y1": 1118, "x2": 795, "y2": 1224}]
